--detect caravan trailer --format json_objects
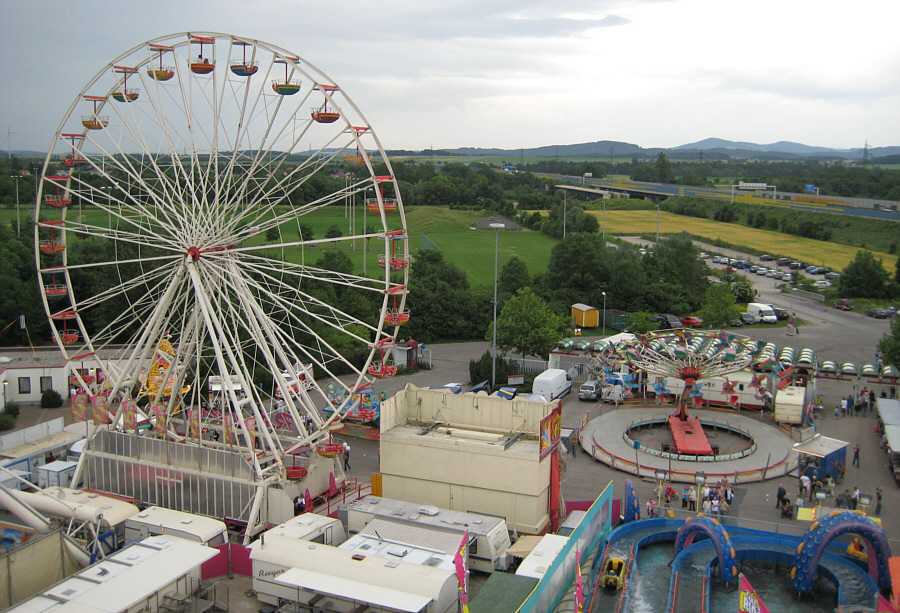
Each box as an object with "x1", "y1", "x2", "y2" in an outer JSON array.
[
  {"x1": 342, "y1": 496, "x2": 511, "y2": 573},
  {"x1": 124, "y1": 506, "x2": 228, "y2": 547}
]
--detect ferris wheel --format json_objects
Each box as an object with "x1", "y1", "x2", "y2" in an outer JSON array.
[{"x1": 34, "y1": 33, "x2": 409, "y2": 505}]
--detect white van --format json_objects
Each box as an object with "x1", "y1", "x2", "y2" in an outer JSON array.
[
  {"x1": 747, "y1": 302, "x2": 777, "y2": 324},
  {"x1": 532, "y1": 368, "x2": 572, "y2": 401}
]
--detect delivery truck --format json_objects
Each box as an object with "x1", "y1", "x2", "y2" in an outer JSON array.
[{"x1": 532, "y1": 368, "x2": 572, "y2": 401}]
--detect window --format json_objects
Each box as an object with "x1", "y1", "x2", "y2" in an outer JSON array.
[
  {"x1": 40, "y1": 377, "x2": 53, "y2": 393},
  {"x1": 18, "y1": 377, "x2": 31, "y2": 395}
]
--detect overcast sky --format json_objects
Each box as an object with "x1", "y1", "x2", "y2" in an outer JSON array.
[{"x1": 2, "y1": 0, "x2": 898, "y2": 154}]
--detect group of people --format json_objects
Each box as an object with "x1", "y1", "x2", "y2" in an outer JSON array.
[
  {"x1": 646, "y1": 478, "x2": 733, "y2": 518},
  {"x1": 835, "y1": 388, "x2": 879, "y2": 419},
  {"x1": 776, "y1": 473, "x2": 879, "y2": 518}
]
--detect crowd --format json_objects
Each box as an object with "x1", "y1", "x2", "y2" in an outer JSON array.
[{"x1": 646, "y1": 478, "x2": 734, "y2": 517}]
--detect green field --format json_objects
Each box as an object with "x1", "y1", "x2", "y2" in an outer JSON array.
[{"x1": 8, "y1": 203, "x2": 895, "y2": 288}]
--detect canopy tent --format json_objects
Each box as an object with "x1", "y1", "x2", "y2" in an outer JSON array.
[
  {"x1": 876, "y1": 398, "x2": 900, "y2": 452},
  {"x1": 792, "y1": 433, "x2": 849, "y2": 480}
]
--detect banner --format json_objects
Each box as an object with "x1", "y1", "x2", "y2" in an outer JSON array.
[
  {"x1": 188, "y1": 409, "x2": 200, "y2": 439},
  {"x1": 123, "y1": 399, "x2": 137, "y2": 431},
  {"x1": 245, "y1": 417, "x2": 257, "y2": 446},
  {"x1": 152, "y1": 404, "x2": 167, "y2": 434},
  {"x1": 72, "y1": 393, "x2": 88, "y2": 423},
  {"x1": 453, "y1": 530, "x2": 470, "y2": 613},
  {"x1": 224, "y1": 414, "x2": 234, "y2": 444},
  {"x1": 575, "y1": 549, "x2": 583, "y2": 613},
  {"x1": 91, "y1": 394, "x2": 109, "y2": 425},
  {"x1": 738, "y1": 573, "x2": 769, "y2": 613}
]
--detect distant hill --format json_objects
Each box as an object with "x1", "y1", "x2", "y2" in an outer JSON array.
[{"x1": 441, "y1": 139, "x2": 900, "y2": 161}]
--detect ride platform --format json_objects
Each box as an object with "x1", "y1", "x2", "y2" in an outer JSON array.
[{"x1": 667, "y1": 415, "x2": 714, "y2": 455}]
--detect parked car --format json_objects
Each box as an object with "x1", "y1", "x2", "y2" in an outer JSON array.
[
  {"x1": 760, "y1": 255, "x2": 775, "y2": 261},
  {"x1": 783, "y1": 273, "x2": 794, "y2": 283},
  {"x1": 776, "y1": 257, "x2": 792, "y2": 266},
  {"x1": 865, "y1": 308, "x2": 891, "y2": 319},
  {"x1": 770, "y1": 306, "x2": 790, "y2": 320},
  {"x1": 680, "y1": 316, "x2": 704, "y2": 328},
  {"x1": 825, "y1": 272, "x2": 841, "y2": 280},
  {"x1": 789, "y1": 261, "x2": 803, "y2": 269},
  {"x1": 578, "y1": 380, "x2": 601, "y2": 401},
  {"x1": 749, "y1": 265, "x2": 759, "y2": 273},
  {"x1": 766, "y1": 270, "x2": 777, "y2": 277},
  {"x1": 712, "y1": 255, "x2": 721, "y2": 263},
  {"x1": 699, "y1": 252, "x2": 709, "y2": 259},
  {"x1": 813, "y1": 280, "x2": 832, "y2": 289},
  {"x1": 756, "y1": 267, "x2": 768, "y2": 276},
  {"x1": 772, "y1": 271, "x2": 784, "y2": 279},
  {"x1": 654, "y1": 314, "x2": 683, "y2": 329},
  {"x1": 739, "y1": 312, "x2": 755, "y2": 325},
  {"x1": 834, "y1": 298, "x2": 854, "y2": 311}
]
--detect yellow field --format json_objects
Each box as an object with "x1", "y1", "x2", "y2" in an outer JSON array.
[{"x1": 593, "y1": 210, "x2": 897, "y2": 273}]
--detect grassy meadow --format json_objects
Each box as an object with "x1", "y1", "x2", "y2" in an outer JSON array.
[{"x1": 10, "y1": 203, "x2": 895, "y2": 289}]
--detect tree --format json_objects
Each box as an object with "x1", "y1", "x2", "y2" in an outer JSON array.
[
  {"x1": 731, "y1": 277, "x2": 756, "y2": 304},
  {"x1": 624, "y1": 311, "x2": 655, "y2": 335},
  {"x1": 655, "y1": 153, "x2": 674, "y2": 184},
  {"x1": 488, "y1": 287, "x2": 568, "y2": 359},
  {"x1": 324, "y1": 224, "x2": 343, "y2": 239},
  {"x1": 498, "y1": 256, "x2": 530, "y2": 296},
  {"x1": 698, "y1": 283, "x2": 741, "y2": 328},
  {"x1": 265, "y1": 227, "x2": 279, "y2": 242},
  {"x1": 878, "y1": 316, "x2": 900, "y2": 370},
  {"x1": 841, "y1": 250, "x2": 891, "y2": 298},
  {"x1": 297, "y1": 222, "x2": 314, "y2": 241}
]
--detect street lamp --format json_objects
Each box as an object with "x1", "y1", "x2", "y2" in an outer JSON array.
[
  {"x1": 562, "y1": 191, "x2": 567, "y2": 239},
  {"x1": 602, "y1": 199, "x2": 606, "y2": 242},
  {"x1": 654, "y1": 468, "x2": 667, "y2": 509},
  {"x1": 815, "y1": 490, "x2": 827, "y2": 510},
  {"x1": 859, "y1": 494, "x2": 872, "y2": 514},
  {"x1": 694, "y1": 472, "x2": 706, "y2": 485},
  {"x1": 2, "y1": 380, "x2": 8, "y2": 409},
  {"x1": 490, "y1": 222, "x2": 505, "y2": 390},
  {"x1": 602, "y1": 291, "x2": 607, "y2": 336},
  {"x1": 656, "y1": 203, "x2": 660, "y2": 245},
  {"x1": 9, "y1": 175, "x2": 21, "y2": 235}
]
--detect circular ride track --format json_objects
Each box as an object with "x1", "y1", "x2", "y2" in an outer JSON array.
[{"x1": 33, "y1": 32, "x2": 408, "y2": 540}]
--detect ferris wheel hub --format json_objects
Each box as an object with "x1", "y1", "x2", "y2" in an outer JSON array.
[{"x1": 186, "y1": 246, "x2": 201, "y2": 261}]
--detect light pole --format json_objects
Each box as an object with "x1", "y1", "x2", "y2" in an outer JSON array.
[
  {"x1": 654, "y1": 468, "x2": 667, "y2": 511},
  {"x1": 2, "y1": 380, "x2": 8, "y2": 409},
  {"x1": 602, "y1": 291, "x2": 607, "y2": 336},
  {"x1": 490, "y1": 223, "x2": 505, "y2": 390},
  {"x1": 562, "y1": 191, "x2": 567, "y2": 239},
  {"x1": 602, "y1": 199, "x2": 606, "y2": 242},
  {"x1": 9, "y1": 175, "x2": 21, "y2": 235},
  {"x1": 656, "y1": 203, "x2": 660, "y2": 245}
]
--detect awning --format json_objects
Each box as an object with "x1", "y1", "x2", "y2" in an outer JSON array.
[
  {"x1": 506, "y1": 535, "x2": 544, "y2": 558},
  {"x1": 276, "y1": 567, "x2": 430, "y2": 613}
]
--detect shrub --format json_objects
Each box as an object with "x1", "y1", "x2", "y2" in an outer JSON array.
[
  {"x1": 2, "y1": 402, "x2": 20, "y2": 417},
  {"x1": 41, "y1": 389, "x2": 64, "y2": 409},
  {"x1": 0, "y1": 414, "x2": 16, "y2": 431}
]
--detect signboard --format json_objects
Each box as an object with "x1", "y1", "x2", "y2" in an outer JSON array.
[
  {"x1": 539, "y1": 403, "x2": 562, "y2": 459},
  {"x1": 507, "y1": 374, "x2": 525, "y2": 386},
  {"x1": 738, "y1": 182, "x2": 768, "y2": 190},
  {"x1": 804, "y1": 184, "x2": 817, "y2": 192},
  {"x1": 738, "y1": 573, "x2": 769, "y2": 613}
]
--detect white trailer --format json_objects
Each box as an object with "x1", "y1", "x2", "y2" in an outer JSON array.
[
  {"x1": 659, "y1": 370, "x2": 769, "y2": 410},
  {"x1": 342, "y1": 496, "x2": 511, "y2": 573},
  {"x1": 775, "y1": 385, "x2": 807, "y2": 424},
  {"x1": 124, "y1": 506, "x2": 228, "y2": 547},
  {"x1": 270, "y1": 544, "x2": 458, "y2": 613}
]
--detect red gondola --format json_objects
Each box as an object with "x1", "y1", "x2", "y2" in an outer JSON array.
[
  {"x1": 311, "y1": 84, "x2": 340, "y2": 122},
  {"x1": 111, "y1": 66, "x2": 139, "y2": 102},
  {"x1": 189, "y1": 36, "x2": 216, "y2": 74},
  {"x1": 344, "y1": 126, "x2": 370, "y2": 165},
  {"x1": 53, "y1": 311, "x2": 79, "y2": 345},
  {"x1": 229, "y1": 41, "x2": 259, "y2": 76},
  {"x1": 44, "y1": 176, "x2": 71, "y2": 209},
  {"x1": 81, "y1": 95, "x2": 108, "y2": 130},
  {"x1": 41, "y1": 267, "x2": 68, "y2": 300},
  {"x1": 367, "y1": 337, "x2": 399, "y2": 379},
  {"x1": 60, "y1": 134, "x2": 87, "y2": 168},
  {"x1": 39, "y1": 220, "x2": 66, "y2": 255},
  {"x1": 147, "y1": 45, "x2": 175, "y2": 81},
  {"x1": 272, "y1": 56, "x2": 301, "y2": 95},
  {"x1": 383, "y1": 285, "x2": 410, "y2": 327},
  {"x1": 366, "y1": 175, "x2": 398, "y2": 213}
]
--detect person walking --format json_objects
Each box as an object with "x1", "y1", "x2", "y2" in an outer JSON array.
[
  {"x1": 875, "y1": 487, "x2": 883, "y2": 516},
  {"x1": 851, "y1": 486, "x2": 860, "y2": 510},
  {"x1": 342, "y1": 441, "x2": 351, "y2": 470},
  {"x1": 689, "y1": 486, "x2": 697, "y2": 512},
  {"x1": 852, "y1": 444, "x2": 860, "y2": 468},
  {"x1": 775, "y1": 483, "x2": 786, "y2": 508}
]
